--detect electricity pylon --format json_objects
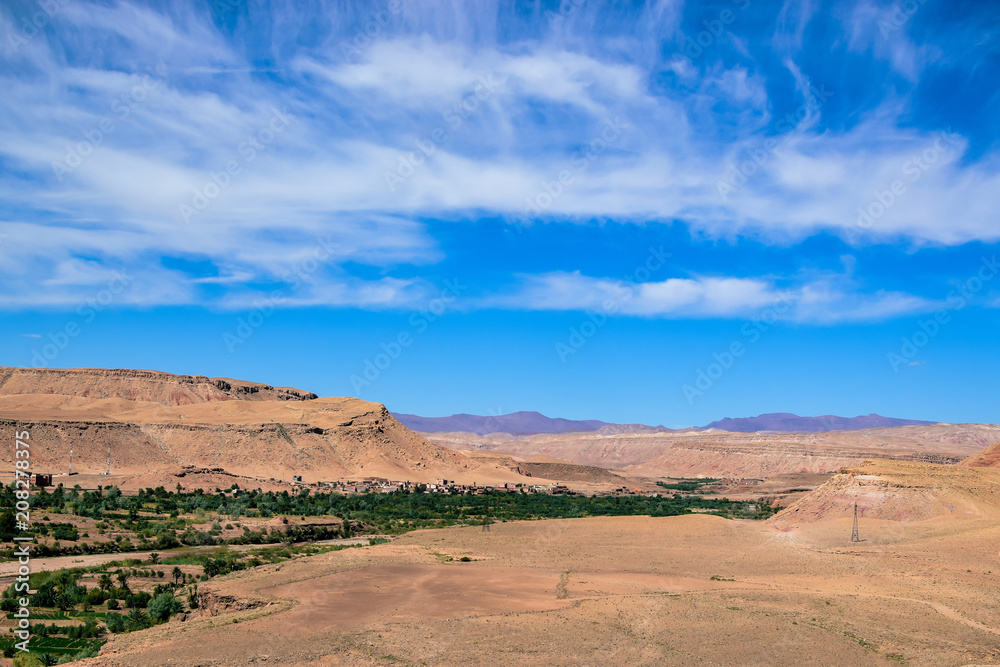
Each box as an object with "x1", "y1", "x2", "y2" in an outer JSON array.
[{"x1": 851, "y1": 502, "x2": 861, "y2": 542}]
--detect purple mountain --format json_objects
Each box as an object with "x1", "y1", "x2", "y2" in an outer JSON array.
[
  {"x1": 394, "y1": 410, "x2": 939, "y2": 436},
  {"x1": 392, "y1": 411, "x2": 610, "y2": 436},
  {"x1": 704, "y1": 412, "x2": 935, "y2": 433}
]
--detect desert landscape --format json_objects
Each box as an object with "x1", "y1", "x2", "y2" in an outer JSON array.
[
  {"x1": 0, "y1": 367, "x2": 998, "y2": 665},
  {"x1": 81, "y1": 457, "x2": 1000, "y2": 666},
  {"x1": 4, "y1": 1, "x2": 999, "y2": 664}
]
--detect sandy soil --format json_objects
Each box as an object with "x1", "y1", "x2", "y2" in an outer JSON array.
[{"x1": 79, "y1": 508, "x2": 1000, "y2": 666}]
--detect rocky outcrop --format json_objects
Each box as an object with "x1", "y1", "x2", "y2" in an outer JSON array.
[
  {"x1": 0, "y1": 366, "x2": 317, "y2": 406},
  {"x1": 210, "y1": 377, "x2": 317, "y2": 402},
  {"x1": 770, "y1": 459, "x2": 1000, "y2": 524},
  {"x1": 0, "y1": 386, "x2": 528, "y2": 486},
  {"x1": 196, "y1": 591, "x2": 268, "y2": 617}
]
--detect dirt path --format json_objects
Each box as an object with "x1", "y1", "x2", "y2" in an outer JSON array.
[
  {"x1": 766, "y1": 580, "x2": 1000, "y2": 637},
  {"x1": 0, "y1": 536, "x2": 381, "y2": 580},
  {"x1": 862, "y1": 592, "x2": 1000, "y2": 636}
]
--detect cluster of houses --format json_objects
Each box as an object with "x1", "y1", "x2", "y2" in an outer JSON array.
[{"x1": 307, "y1": 477, "x2": 575, "y2": 496}]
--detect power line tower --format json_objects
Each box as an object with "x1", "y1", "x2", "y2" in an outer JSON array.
[{"x1": 851, "y1": 502, "x2": 861, "y2": 542}]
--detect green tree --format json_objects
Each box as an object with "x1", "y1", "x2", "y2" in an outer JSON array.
[
  {"x1": 126, "y1": 608, "x2": 150, "y2": 631},
  {"x1": 105, "y1": 612, "x2": 126, "y2": 633},
  {"x1": 0, "y1": 510, "x2": 16, "y2": 542},
  {"x1": 148, "y1": 592, "x2": 183, "y2": 622}
]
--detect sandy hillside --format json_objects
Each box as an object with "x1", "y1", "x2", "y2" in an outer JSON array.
[
  {"x1": 772, "y1": 458, "x2": 1000, "y2": 526},
  {"x1": 0, "y1": 367, "x2": 532, "y2": 486},
  {"x1": 959, "y1": 440, "x2": 1000, "y2": 467},
  {"x1": 426, "y1": 423, "x2": 1000, "y2": 478}
]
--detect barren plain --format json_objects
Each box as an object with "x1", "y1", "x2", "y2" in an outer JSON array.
[{"x1": 83, "y1": 459, "x2": 1000, "y2": 666}]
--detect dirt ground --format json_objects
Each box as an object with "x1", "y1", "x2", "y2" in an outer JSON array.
[{"x1": 78, "y1": 510, "x2": 1000, "y2": 667}]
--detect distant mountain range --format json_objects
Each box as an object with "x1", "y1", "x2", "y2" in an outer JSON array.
[
  {"x1": 391, "y1": 411, "x2": 609, "y2": 436},
  {"x1": 392, "y1": 410, "x2": 936, "y2": 436},
  {"x1": 703, "y1": 413, "x2": 936, "y2": 433}
]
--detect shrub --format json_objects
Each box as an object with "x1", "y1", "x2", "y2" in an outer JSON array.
[
  {"x1": 126, "y1": 592, "x2": 152, "y2": 609},
  {"x1": 105, "y1": 612, "x2": 126, "y2": 633},
  {"x1": 148, "y1": 592, "x2": 183, "y2": 622},
  {"x1": 107, "y1": 598, "x2": 119, "y2": 610},
  {"x1": 13, "y1": 654, "x2": 45, "y2": 667},
  {"x1": 126, "y1": 608, "x2": 150, "y2": 631}
]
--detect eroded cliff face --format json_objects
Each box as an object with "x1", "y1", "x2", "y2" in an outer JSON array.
[
  {"x1": 0, "y1": 368, "x2": 524, "y2": 486},
  {"x1": 624, "y1": 442, "x2": 963, "y2": 478},
  {"x1": 770, "y1": 458, "x2": 1000, "y2": 524},
  {"x1": 0, "y1": 366, "x2": 317, "y2": 406},
  {"x1": 426, "y1": 424, "x2": 998, "y2": 479}
]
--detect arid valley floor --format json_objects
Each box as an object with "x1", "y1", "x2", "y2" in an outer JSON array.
[{"x1": 88, "y1": 489, "x2": 1000, "y2": 666}]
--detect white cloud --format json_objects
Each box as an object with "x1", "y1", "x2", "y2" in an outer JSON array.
[
  {"x1": 0, "y1": 0, "x2": 996, "y2": 318},
  {"x1": 496, "y1": 271, "x2": 937, "y2": 323}
]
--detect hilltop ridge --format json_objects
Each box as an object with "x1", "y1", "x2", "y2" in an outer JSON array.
[
  {"x1": 0, "y1": 366, "x2": 318, "y2": 406},
  {"x1": 0, "y1": 366, "x2": 526, "y2": 488}
]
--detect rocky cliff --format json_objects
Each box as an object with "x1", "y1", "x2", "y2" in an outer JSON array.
[
  {"x1": 0, "y1": 367, "x2": 525, "y2": 488},
  {"x1": 0, "y1": 366, "x2": 317, "y2": 406}
]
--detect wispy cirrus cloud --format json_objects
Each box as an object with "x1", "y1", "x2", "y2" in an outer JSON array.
[{"x1": 0, "y1": 0, "x2": 997, "y2": 320}]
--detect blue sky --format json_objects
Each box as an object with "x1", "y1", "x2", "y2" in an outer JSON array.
[{"x1": 1, "y1": 0, "x2": 998, "y2": 426}]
